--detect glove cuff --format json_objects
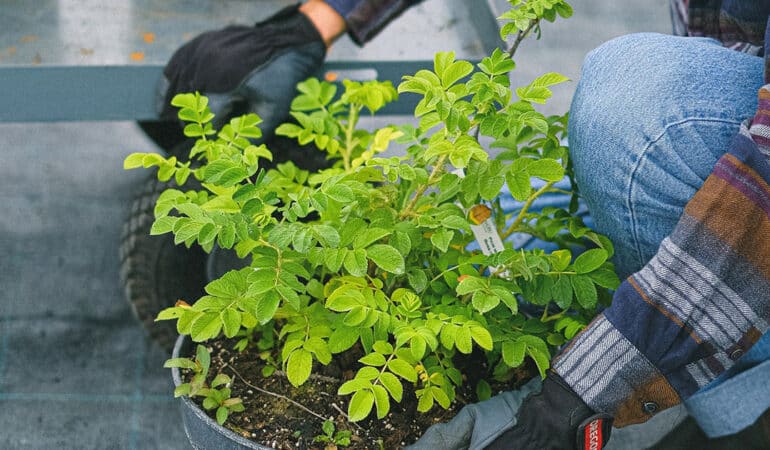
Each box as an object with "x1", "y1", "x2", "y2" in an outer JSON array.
[
  {"x1": 546, "y1": 372, "x2": 614, "y2": 450},
  {"x1": 254, "y1": 4, "x2": 324, "y2": 47},
  {"x1": 576, "y1": 414, "x2": 614, "y2": 450},
  {"x1": 341, "y1": 0, "x2": 420, "y2": 45}
]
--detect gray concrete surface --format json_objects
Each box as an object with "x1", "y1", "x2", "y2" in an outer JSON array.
[{"x1": 0, "y1": 1, "x2": 668, "y2": 448}]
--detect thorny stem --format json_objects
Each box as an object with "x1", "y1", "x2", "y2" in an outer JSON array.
[
  {"x1": 500, "y1": 180, "x2": 557, "y2": 240},
  {"x1": 399, "y1": 154, "x2": 448, "y2": 219},
  {"x1": 508, "y1": 19, "x2": 539, "y2": 59}
]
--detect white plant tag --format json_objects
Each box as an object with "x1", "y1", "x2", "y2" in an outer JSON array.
[{"x1": 469, "y1": 205, "x2": 505, "y2": 255}]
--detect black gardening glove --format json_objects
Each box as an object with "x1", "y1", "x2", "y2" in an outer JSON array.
[
  {"x1": 157, "y1": 3, "x2": 326, "y2": 140},
  {"x1": 485, "y1": 372, "x2": 613, "y2": 450}
]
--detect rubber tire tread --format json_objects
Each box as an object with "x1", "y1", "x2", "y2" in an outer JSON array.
[{"x1": 119, "y1": 172, "x2": 207, "y2": 353}]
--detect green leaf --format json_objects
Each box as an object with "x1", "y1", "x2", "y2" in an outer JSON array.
[
  {"x1": 353, "y1": 228, "x2": 391, "y2": 249},
  {"x1": 526, "y1": 345, "x2": 550, "y2": 379},
  {"x1": 551, "y1": 275, "x2": 573, "y2": 309},
  {"x1": 203, "y1": 160, "x2": 249, "y2": 186},
  {"x1": 430, "y1": 229, "x2": 454, "y2": 253},
  {"x1": 286, "y1": 349, "x2": 313, "y2": 387},
  {"x1": 506, "y1": 170, "x2": 531, "y2": 201},
  {"x1": 573, "y1": 248, "x2": 608, "y2": 274},
  {"x1": 123, "y1": 152, "x2": 149, "y2": 169},
  {"x1": 348, "y1": 389, "x2": 375, "y2": 422},
  {"x1": 326, "y1": 184, "x2": 355, "y2": 203},
  {"x1": 407, "y1": 269, "x2": 428, "y2": 293},
  {"x1": 196, "y1": 344, "x2": 211, "y2": 374},
  {"x1": 571, "y1": 275, "x2": 598, "y2": 309},
  {"x1": 359, "y1": 353, "x2": 387, "y2": 367},
  {"x1": 344, "y1": 306, "x2": 368, "y2": 326},
  {"x1": 324, "y1": 248, "x2": 347, "y2": 272},
  {"x1": 190, "y1": 312, "x2": 222, "y2": 341},
  {"x1": 372, "y1": 341, "x2": 394, "y2": 355},
  {"x1": 456, "y1": 276, "x2": 487, "y2": 295},
  {"x1": 387, "y1": 359, "x2": 417, "y2": 382},
  {"x1": 502, "y1": 340, "x2": 526, "y2": 367},
  {"x1": 255, "y1": 291, "x2": 280, "y2": 324},
  {"x1": 276, "y1": 285, "x2": 300, "y2": 311},
  {"x1": 205, "y1": 270, "x2": 246, "y2": 298},
  {"x1": 532, "y1": 72, "x2": 570, "y2": 87},
  {"x1": 174, "y1": 383, "x2": 192, "y2": 397},
  {"x1": 366, "y1": 244, "x2": 405, "y2": 274},
  {"x1": 220, "y1": 309, "x2": 241, "y2": 338},
  {"x1": 417, "y1": 389, "x2": 434, "y2": 412},
  {"x1": 379, "y1": 372, "x2": 403, "y2": 402},
  {"x1": 431, "y1": 386, "x2": 451, "y2": 409},
  {"x1": 163, "y1": 358, "x2": 197, "y2": 370},
  {"x1": 338, "y1": 378, "x2": 373, "y2": 395},
  {"x1": 329, "y1": 326, "x2": 360, "y2": 354},
  {"x1": 304, "y1": 338, "x2": 332, "y2": 365},
  {"x1": 216, "y1": 406, "x2": 228, "y2": 425},
  {"x1": 472, "y1": 291, "x2": 499, "y2": 313},
  {"x1": 476, "y1": 379, "x2": 492, "y2": 401},
  {"x1": 556, "y1": 2, "x2": 574, "y2": 18},
  {"x1": 372, "y1": 384, "x2": 390, "y2": 419},
  {"x1": 410, "y1": 335, "x2": 427, "y2": 360},
  {"x1": 356, "y1": 366, "x2": 380, "y2": 381},
  {"x1": 490, "y1": 285, "x2": 518, "y2": 314},
  {"x1": 313, "y1": 225, "x2": 341, "y2": 248},
  {"x1": 455, "y1": 326, "x2": 473, "y2": 354},
  {"x1": 550, "y1": 249, "x2": 572, "y2": 271},
  {"x1": 441, "y1": 60, "x2": 474, "y2": 88},
  {"x1": 469, "y1": 325, "x2": 493, "y2": 350},
  {"x1": 211, "y1": 373, "x2": 231, "y2": 388},
  {"x1": 343, "y1": 249, "x2": 368, "y2": 277},
  {"x1": 589, "y1": 268, "x2": 621, "y2": 290},
  {"x1": 555, "y1": 316, "x2": 587, "y2": 339},
  {"x1": 150, "y1": 216, "x2": 177, "y2": 235},
  {"x1": 527, "y1": 159, "x2": 564, "y2": 181}
]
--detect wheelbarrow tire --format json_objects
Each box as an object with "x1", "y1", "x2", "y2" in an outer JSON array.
[{"x1": 119, "y1": 169, "x2": 207, "y2": 353}]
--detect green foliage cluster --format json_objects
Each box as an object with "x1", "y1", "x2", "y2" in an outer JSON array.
[
  {"x1": 314, "y1": 420, "x2": 353, "y2": 448},
  {"x1": 164, "y1": 344, "x2": 245, "y2": 425},
  {"x1": 125, "y1": 0, "x2": 617, "y2": 425}
]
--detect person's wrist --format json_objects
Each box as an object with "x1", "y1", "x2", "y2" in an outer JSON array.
[{"x1": 298, "y1": 0, "x2": 347, "y2": 48}]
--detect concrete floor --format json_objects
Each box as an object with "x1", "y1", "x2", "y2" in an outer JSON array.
[{"x1": 0, "y1": 1, "x2": 668, "y2": 448}]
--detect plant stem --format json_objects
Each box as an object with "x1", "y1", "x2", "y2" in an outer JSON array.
[
  {"x1": 399, "y1": 154, "x2": 448, "y2": 219},
  {"x1": 500, "y1": 180, "x2": 557, "y2": 240},
  {"x1": 343, "y1": 104, "x2": 361, "y2": 172},
  {"x1": 541, "y1": 309, "x2": 566, "y2": 322},
  {"x1": 225, "y1": 364, "x2": 329, "y2": 422},
  {"x1": 508, "y1": 19, "x2": 539, "y2": 59}
]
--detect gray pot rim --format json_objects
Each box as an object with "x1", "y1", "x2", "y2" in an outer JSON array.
[{"x1": 171, "y1": 334, "x2": 274, "y2": 450}]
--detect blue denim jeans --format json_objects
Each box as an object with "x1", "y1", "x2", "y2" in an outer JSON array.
[{"x1": 568, "y1": 32, "x2": 769, "y2": 439}]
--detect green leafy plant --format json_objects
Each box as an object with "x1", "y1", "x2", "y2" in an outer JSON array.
[
  {"x1": 125, "y1": 0, "x2": 618, "y2": 428},
  {"x1": 314, "y1": 419, "x2": 353, "y2": 449},
  {"x1": 164, "y1": 344, "x2": 245, "y2": 425}
]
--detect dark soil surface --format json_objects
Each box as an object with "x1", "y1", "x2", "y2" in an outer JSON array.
[{"x1": 182, "y1": 338, "x2": 535, "y2": 449}]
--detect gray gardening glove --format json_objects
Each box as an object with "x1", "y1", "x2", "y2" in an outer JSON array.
[
  {"x1": 406, "y1": 377, "x2": 542, "y2": 450},
  {"x1": 157, "y1": 3, "x2": 326, "y2": 141}
]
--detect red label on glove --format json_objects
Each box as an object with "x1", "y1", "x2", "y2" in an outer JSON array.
[{"x1": 584, "y1": 418, "x2": 603, "y2": 450}]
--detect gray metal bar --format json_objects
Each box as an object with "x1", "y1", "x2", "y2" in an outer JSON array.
[{"x1": 0, "y1": 61, "x2": 440, "y2": 123}]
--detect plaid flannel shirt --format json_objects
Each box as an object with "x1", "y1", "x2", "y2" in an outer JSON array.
[{"x1": 553, "y1": 0, "x2": 770, "y2": 427}]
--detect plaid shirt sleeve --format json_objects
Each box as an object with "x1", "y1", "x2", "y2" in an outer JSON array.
[
  {"x1": 550, "y1": 1, "x2": 770, "y2": 428},
  {"x1": 552, "y1": 86, "x2": 770, "y2": 427}
]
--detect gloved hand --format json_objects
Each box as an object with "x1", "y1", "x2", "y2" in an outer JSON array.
[
  {"x1": 157, "y1": 3, "x2": 326, "y2": 141},
  {"x1": 406, "y1": 378, "x2": 542, "y2": 450},
  {"x1": 409, "y1": 373, "x2": 613, "y2": 450},
  {"x1": 485, "y1": 372, "x2": 612, "y2": 450}
]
